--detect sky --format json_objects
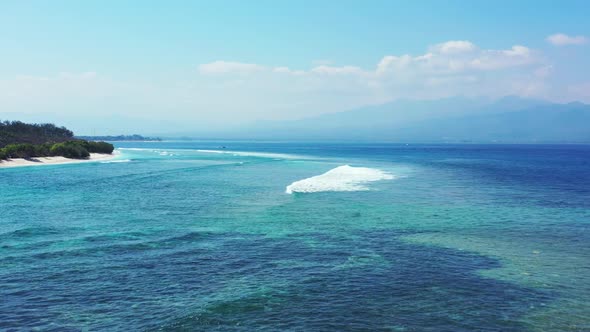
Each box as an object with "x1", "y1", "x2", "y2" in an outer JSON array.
[{"x1": 0, "y1": 0, "x2": 589, "y2": 134}]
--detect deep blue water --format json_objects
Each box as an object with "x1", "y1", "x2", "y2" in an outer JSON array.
[{"x1": 1, "y1": 143, "x2": 589, "y2": 331}]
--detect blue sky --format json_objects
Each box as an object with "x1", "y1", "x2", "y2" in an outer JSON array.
[{"x1": 1, "y1": 0, "x2": 589, "y2": 134}]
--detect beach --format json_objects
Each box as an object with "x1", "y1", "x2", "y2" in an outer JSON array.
[{"x1": 0, "y1": 153, "x2": 116, "y2": 168}]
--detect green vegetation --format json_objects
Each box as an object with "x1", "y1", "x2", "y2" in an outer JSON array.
[
  {"x1": 0, "y1": 120, "x2": 114, "y2": 161},
  {"x1": 0, "y1": 140, "x2": 114, "y2": 160},
  {"x1": 86, "y1": 141, "x2": 115, "y2": 154},
  {"x1": 49, "y1": 142, "x2": 90, "y2": 159},
  {"x1": 0, "y1": 121, "x2": 73, "y2": 146}
]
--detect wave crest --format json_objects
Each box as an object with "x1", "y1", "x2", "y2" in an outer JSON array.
[
  {"x1": 101, "y1": 159, "x2": 132, "y2": 164},
  {"x1": 196, "y1": 149, "x2": 307, "y2": 160},
  {"x1": 286, "y1": 165, "x2": 394, "y2": 194}
]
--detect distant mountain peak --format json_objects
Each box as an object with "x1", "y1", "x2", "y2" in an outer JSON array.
[{"x1": 225, "y1": 97, "x2": 590, "y2": 142}]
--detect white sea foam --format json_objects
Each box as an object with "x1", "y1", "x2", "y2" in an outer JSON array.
[
  {"x1": 285, "y1": 165, "x2": 395, "y2": 194},
  {"x1": 118, "y1": 148, "x2": 303, "y2": 159},
  {"x1": 196, "y1": 149, "x2": 305, "y2": 160},
  {"x1": 100, "y1": 159, "x2": 132, "y2": 164}
]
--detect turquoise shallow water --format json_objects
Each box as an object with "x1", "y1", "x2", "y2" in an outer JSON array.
[{"x1": 1, "y1": 142, "x2": 589, "y2": 331}]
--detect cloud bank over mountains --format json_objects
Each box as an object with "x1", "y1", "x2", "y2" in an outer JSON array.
[
  {"x1": 1, "y1": 37, "x2": 588, "y2": 133},
  {"x1": 201, "y1": 40, "x2": 539, "y2": 76},
  {"x1": 198, "y1": 40, "x2": 544, "y2": 102}
]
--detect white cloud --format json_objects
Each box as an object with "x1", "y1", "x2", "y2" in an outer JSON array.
[
  {"x1": 376, "y1": 55, "x2": 414, "y2": 74},
  {"x1": 310, "y1": 65, "x2": 364, "y2": 75},
  {"x1": 375, "y1": 44, "x2": 536, "y2": 74},
  {"x1": 187, "y1": 41, "x2": 549, "y2": 120},
  {"x1": 199, "y1": 43, "x2": 538, "y2": 81},
  {"x1": 5, "y1": 39, "x2": 586, "y2": 131},
  {"x1": 469, "y1": 46, "x2": 534, "y2": 70},
  {"x1": 273, "y1": 66, "x2": 291, "y2": 73},
  {"x1": 534, "y1": 65, "x2": 553, "y2": 78},
  {"x1": 547, "y1": 33, "x2": 588, "y2": 46},
  {"x1": 273, "y1": 67, "x2": 305, "y2": 75},
  {"x1": 430, "y1": 40, "x2": 477, "y2": 54}
]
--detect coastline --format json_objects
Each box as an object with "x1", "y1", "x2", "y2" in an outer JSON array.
[{"x1": 0, "y1": 153, "x2": 116, "y2": 168}]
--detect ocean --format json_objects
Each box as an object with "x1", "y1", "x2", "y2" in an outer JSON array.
[{"x1": 1, "y1": 142, "x2": 589, "y2": 331}]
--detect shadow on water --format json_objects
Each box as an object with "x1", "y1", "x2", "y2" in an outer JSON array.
[
  {"x1": 156, "y1": 230, "x2": 551, "y2": 332},
  {"x1": 0, "y1": 230, "x2": 553, "y2": 331}
]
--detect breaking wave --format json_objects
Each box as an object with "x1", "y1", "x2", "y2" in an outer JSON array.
[
  {"x1": 101, "y1": 159, "x2": 132, "y2": 164},
  {"x1": 285, "y1": 165, "x2": 395, "y2": 194},
  {"x1": 196, "y1": 149, "x2": 306, "y2": 160}
]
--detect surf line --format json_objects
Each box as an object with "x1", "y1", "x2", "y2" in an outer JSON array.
[{"x1": 286, "y1": 165, "x2": 395, "y2": 194}]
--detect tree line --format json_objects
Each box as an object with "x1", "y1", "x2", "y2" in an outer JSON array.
[
  {"x1": 0, "y1": 141, "x2": 114, "y2": 160},
  {"x1": 0, "y1": 121, "x2": 114, "y2": 160}
]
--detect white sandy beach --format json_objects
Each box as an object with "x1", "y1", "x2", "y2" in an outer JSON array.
[{"x1": 0, "y1": 153, "x2": 116, "y2": 168}]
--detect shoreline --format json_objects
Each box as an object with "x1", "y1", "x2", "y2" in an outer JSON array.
[{"x1": 0, "y1": 153, "x2": 116, "y2": 168}]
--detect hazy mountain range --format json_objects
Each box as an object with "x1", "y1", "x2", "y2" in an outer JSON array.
[
  {"x1": 2, "y1": 96, "x2": 589, "y2": 143},
  {"x1": 219, "y1": 96, "x2": 590, "y2": 143}
]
